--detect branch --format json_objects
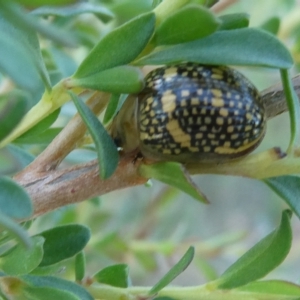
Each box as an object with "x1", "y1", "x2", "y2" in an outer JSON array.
[
  {"x1": 13, "y1": 74, "x2": 300, "y2": 219},
  {"x1": 16, "y1": 154, "x2": 146, "y2": 218}
]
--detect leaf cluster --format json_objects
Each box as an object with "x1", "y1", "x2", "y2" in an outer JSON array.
[{"x1": 0, "y1": 0, "x2": 300, "y2": 299}]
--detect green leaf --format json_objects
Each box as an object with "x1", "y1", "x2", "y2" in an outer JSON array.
[
  {"x1": 0, "y1": 211, "x2": 32, "y2": 248},
  {"x1": 14, "y1": 128, "x2": 62, "y2": 145},
  {"x1": 70, "y1": 92, "x2": 119, "y2": 179},
  {"x1": 21, "y1": 275, "x2": 93, "y2": 300},
  {"x1": 0, "y1": 176, "x2": 32, "y2": 219},
  {"x1": 0, "y1": 236, "x2": 44, "y2": 275},
  {"x1": 0, "y1": 2, "x2": 51, "y2": 92},
  {"x1": 103, "y1": 94, "x2": 121, "y2": 125},
  {"x1": 135, "y1": 28, "x2": 293, "y2": 68},
  {"x1": 236, "y1": 280, "x2": 300, "y2": 296},
  {"x1": 264, "y1": 176, "x2": 300, "y2": 219},
  {"x1": 154, "y1": 5, "x2": 220, "y2": 45},
  {"x1": 48, "y1": 47, "x2": 78, "y2": 78},
  {"x1": 71, "y1": 66, "x2": 144, "y2": 94},
  {"x1": 16, "y1": 0, "x2": 79, "y2": 7},
  {"x1": 280, "y1": 69, "x2": 300, "y2": 151},
  {"x1": 24, "y1": 286, "x2": 80, "y2": 300},
  {"x1": 154, "y1": 298, "x2": 176, "y2": 300},
  {"x1": 0, "y1": 222, "x2": 33, "y2": 248},
  {"x1": 37, "y1": 224, "x2": 91, "y2": 267},
  {"x1": 94, "y1": 264, "x2": 130, "y2": 288},
  {"x1": 74, "y1": 12, "x2": 155, "y2": 78},
  {"x1": 139, "y1": 162, "x2": 208, "y2": 203},
  {"x1": 6, "y1": 145, "x2": 35, "y2": 169},
  {"x1": 15, "y1": 109, "x2": 60, "y2": 139},
  {"x1": 217, "y1": 210, "x2": 292, "y2": 289},
  {"x1": 149, "y1": 246, "x2": 195, "y2": 295},
  {"x1": 0, "y1": 1, "x2": 76, "y2": 48},
  {"x1": 0, "y1": 91, "x2": 28, "y2": 142},
  {"x1": 31, "y1": 2, "x2": 114, "y2": 23},
  {"x1": 219, "y1": 13, "x2": 250, "y2": 30},
  {"x1": 260, "y1": 17, "x2": 280, "y2": 35},
  {"x1": 75, "y1": 252, "x2": 85, "y2": 282}
]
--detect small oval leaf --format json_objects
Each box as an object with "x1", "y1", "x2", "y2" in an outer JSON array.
[
  {"x1": 237, "y1": 280, "x2": 300, "y2": 296},
  {"x1": 280, "y1": 69, "x2": 300, "y2": 151},
  {"x1": 31, "y1": 2, "x2": 114, "y2": 23},
  {"x1": 0, "y1": 211, "x2": 32, "y2": 248},
  {"x1": 71, "y1": 66, "x2": 144, "y2": 94},
  {"x1": 139, "y1": 162, "x2": 208, "y2": 203},
  {"x1": 149, "y1": 246, "x2": 195, "y2": 295},
  {"x1": 37, "y1": 224, "x2": 91, "y2": 267},
  {"x1": 69, "y1": 92, "x2": 119, "y2": 179},
  {"x1": 74, "y1": 12, "x2": 155, "y2": 78},
  {"x1": 103, "y1": 94, "x2": 120, "y2": 125},
  {"x1": 24, "y1": 286, "x2": 80, "y2": 300},
  {"x1": 0, "y1": 2, "x2": 51, "y2": 92},
  {"x1": 260, "y1": 16, "x2": 280, "y2": 35},
  {"x1": 0, "y1": 176, "x2": 32, "y2": 219},
  {"x1": 136, "y1": 28, "x2": 293, "y2": 69},
  {"x1": 94, "y1": 264, "x2": 130, "y2": 288},
  {"x1": 0, "y1": 236, "x2": 44, "y2": 275},
  {"x1": 21, "y1": 275, "x2": 93, "y2": 300},
  {"x1": 14, "y1": 128, "x2": 62, "y2": 145},
  {"x1": 75, "y1": 252, "x2": 85, "y2": 282},
  {"x1": 217, "y1": 210, "x2": 292, "y2": 289},
  {"x1": 219, "y1": 13, "x2": 250, "y2": 30},
  {"x1": 155, "y1": 5, "x2": 220, "y2": 45},
  {"x1": 0, "y1": 91, "x2": 29, "y2": 142},
  {"x1": 15, "y1": 108, "x2": 60, "y2": 139},
  {"x1": 265, "y1": 176, "x2": 300, "y2": 219}
]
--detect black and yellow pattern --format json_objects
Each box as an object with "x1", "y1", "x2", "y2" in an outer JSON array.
[{"x1": 137, "y1": 63, "x2": 266, "y2": 162}]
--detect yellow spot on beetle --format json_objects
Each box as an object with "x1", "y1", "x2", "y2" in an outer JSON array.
[
  {"x1": 191, "y1": 98, "x2": 199, "y2": 106},
  {"x1": 212, "y1": 98, "x2": 225, "y2": 107},
  {"x1": 227, "y1": 126, "x2": 234, "y2": 133},
  {"x1": 164, "y1": 67, "x2": 178, "y2": 77},
  {"x1": 181, "y1": 90, "x2": 190, "y2": 97},
  {"x1": 163, "y1": 149, "x2": 172, "y2": 154},
  {"x1": 211, "y1": 74, "x2": 223, "y2": 80},
  {"x1": 205, "y1": 117, "x2": 212, "y2": 124},
  {"x1": 246, "y1": 112, "x2": 253, "y2": 120},
  {"x1": 195, "y1": 133, "x2": 203, "y2": 139},
  {"x1": 161, "y1": 94, "x2": 176, "y2": 113},
  {"x1": 212, "y1": 89, "x2": 222, "y2": 98},
  {"x1": 216, "y1": 117, "x2": 224, "y2": 125},
  {"x1": 190, "y1": 147, "x2": 199, "y2": 152},
  {"x1": 149, "y1": 110, "x2": 155, "y2": 117},
  {"x1": 219, "y1": 108, "x2": 229, "y2": 117}
]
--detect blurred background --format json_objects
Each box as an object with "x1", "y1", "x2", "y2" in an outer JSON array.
[{"x1": 1, "y1": 0, "x2": 300, "y2": 287}]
